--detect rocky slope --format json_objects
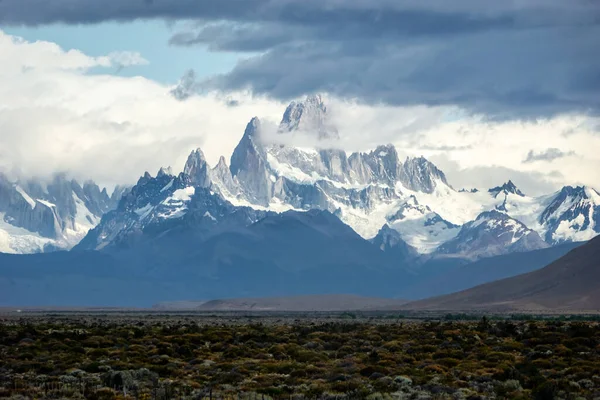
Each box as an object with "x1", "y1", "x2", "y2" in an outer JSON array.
[{"x1": 404, "y1": 235, "x2": 600, "y2": 311}]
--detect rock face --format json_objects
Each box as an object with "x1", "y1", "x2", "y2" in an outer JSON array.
[
  {"x1": 230, "y1": 118, "x2": 273, "y2": 205},
  {"x1": 400, "y1": 156, "x2": 451, "y2": 194},
  {"x1": 0, "y1": 173, "x2": 123, "y2": 254}
]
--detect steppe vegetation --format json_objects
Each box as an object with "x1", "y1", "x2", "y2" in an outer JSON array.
[{"x1": 1, "y1": 313, "x2": 599, "y2": 399}]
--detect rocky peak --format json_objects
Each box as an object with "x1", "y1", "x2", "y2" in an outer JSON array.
[
  {"x1": 229, "y1": 117, "x2": 272, "y2": 205},
  {"x1": 371, "y1": 224, "x2": 418, "y2": 259},
  {"x1": 157, "y1": 166, "x2": 174, "y2": 178},
  {"x1": 137, "y1": 172, "x2": 153, "y2": 186},
  {"x1": 184, "y1": 148, "x2": 211, "y2": 188},
  {"x1": 400, "y1": 156, "x2": 451, "y2": 194},
  {"x1": 210, "y1": 156, "x2": 239, "y2": 197},
  {"x1": 279, "y1": 94, "x2": 339, "y2": 140},
  {"x1": 215, "y1": 156, "x2": 228, "y2": 170},
  {"x1": 488, "y1": 180, "x2": 525, "y2": 197}
]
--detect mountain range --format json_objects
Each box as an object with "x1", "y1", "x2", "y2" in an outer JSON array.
[
  {"x1": 0, "y1": 94, "x2": 599, "y2": 307},
  {"x1": 74, "y1": 94, "x2": 600, "y2": 258}
]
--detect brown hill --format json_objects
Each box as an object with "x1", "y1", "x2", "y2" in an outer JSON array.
[
  {"x1": 404, "y1": 235, "x2": 600, "y2": 312},
  {"x1": 193, "y1": 294, "x2": 408, "y2": 312}
]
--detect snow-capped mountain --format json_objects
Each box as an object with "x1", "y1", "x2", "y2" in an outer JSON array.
[
  {"x1": 436, "y1": 210, "x2": 549, "y2": 259},
  {"x1": 45, "y1": 95, "x2": 600, "y2": 259},
  {"x1": 0, "y1": 173, "x2": 123, "y2": 253},
  {"x1": 76, "y1": 158, "x2": 269, "y2": 251},
  {"x1": 539, "y1": 186, "x2": 600, "y2": 244}
]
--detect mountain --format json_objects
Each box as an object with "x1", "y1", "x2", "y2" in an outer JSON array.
[
  {"x1": 404, "y1": 235, "x2": 600, "y2": 311},
  {"x1": 436, "y1": 210, "x2": 549, "y2": 259},
  {"x1": 0, "y1": 173, "x2": 123, "y2": 254},
  {"x1": 539, "y1": 186, "x2": 600, "y2": 244},
  {"x1": 3, "y1": 93, "x2": 599, "y2": 268},
  {"x1": 1, "y1": 208, "x2": 413, "y2": 307},
  {"x1": 71, "y1": 95, "x2": 600, "y2": 259},
  {"x1": 371, "y1": 224, "x2": 418, "y2": 262}
]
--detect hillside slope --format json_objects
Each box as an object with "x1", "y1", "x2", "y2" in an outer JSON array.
[{"x1": 405, "y1": 235, "x2": 600, "y2": 311}]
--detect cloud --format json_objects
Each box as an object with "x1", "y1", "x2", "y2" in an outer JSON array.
[
  {"x1": 1, "y1": 0, "x2": 597, "y2": 118},
  {"x1": 523, "y1": 148, "x2": 576, "y2": 163},
  {"x1": 106, "y1": 51, "x2": 149, "y2": 73},
  {"x1": 170, "y1": 69, "x2": 201, "y2": 100},
  {"x1": 0, "y1": 30, "x2": 285, "y2": 187},
  {"x1": 428, "y1": 156, "x2": 563, "y2": 196},
  {"x1": 1, "y1": 30, "x2": 600, "y2": 196}
]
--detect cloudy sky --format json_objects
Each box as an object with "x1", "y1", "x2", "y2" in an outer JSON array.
[{"x1": 0, "y1": 0, "x2": 599, "y2": 194}]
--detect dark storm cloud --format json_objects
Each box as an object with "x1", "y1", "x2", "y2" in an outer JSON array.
[
  {"x1": 523, "y1": 148, "x2": 576, "y2": 163},
  {"x1": 1, "y1": 0, "x2": 598, "y2": 118}
]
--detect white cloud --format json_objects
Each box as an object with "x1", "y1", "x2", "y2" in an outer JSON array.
[
  {"x1": 0, "y1": 30, "x2": 285, "y2": 187},
  {"x1": 0, "y1": 29, "x2": 598, "y2": 195}
]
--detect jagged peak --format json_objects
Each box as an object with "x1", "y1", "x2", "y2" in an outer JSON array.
[
  {"x1": 184, "y1": 148, "x2": 207, "y2": 173},
  {"x1": 246, "y1": 117, "x2": 261, "y2": 135},
  {"x1": 376, "y1": 223, "x2": 400, "y2": 236},
  {"x1": 136, "y1": 171, "x2": 153, "y2": 185},
  {"x1": 279, "y1": 94, "x2": 339, "y2": 140},
  {"x1": 183, "y1": 148, "x2": 211, "y2": 188},
  {"x1": 401, "y1": 156, "x2": 450, "y2": 191},
  {"x1": 372, "y1": 144, "x2": 398, "y2": 158},
  {"x1": 488, "y1": 180, "x2": 525, "y2": 197},
  {"x1": 214, "y1": 155, "x2": 228, "y2": 170},
  {"x1": 157, "y1": 166, "x2": 174, "y2": 178},
  {"x1": 187, "y1": 147, "x2": 207, "y2": 160},
  {"x1": 555, "y1": 185, "x2": 600, "y2": 203}
]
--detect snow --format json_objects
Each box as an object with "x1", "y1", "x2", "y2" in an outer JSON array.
[
  {"x1": 378, "y1": 151, "x2": 388, "y2": 157},
  {"x1": 36, "y1": 199, "x2": 56, "y2": 209},
  {"x1": 171, "y1": 186, "x2": 196, "y2": 202},
  {"x1": 157, "y1": 186, "x2": 197, "y2": 220},
  {"x1": 390, "y1": 216, "x2": 460, "y2": 254},
  {"x1": 267, "y1": 152, "x2": 321, "y2": 184},
  {"x1": 203, "y1": 211, "x2": 217, "y2": 221},
  {"x1": 134, "y1": 203, "x2": 154, "y2": 220},
  {"x1": 0, "y1": 212, "x2": 53, "y2": 254},
  {"x1": 160, "y1": 179, "x2": 174, "y2": 192},
  {"x1": 62, "y1": 193, "x2": 101, "y2": 247},
  {"x1": 15, "y1": 186, "x2": 35, "y2": 209},
  {"x1": 585, "y1": 186, "x2": 600, "y2": 204}
]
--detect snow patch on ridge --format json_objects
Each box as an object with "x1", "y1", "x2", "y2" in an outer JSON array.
[{"x1": 15, "y1": 186, "x2": 35, "y2": 209}]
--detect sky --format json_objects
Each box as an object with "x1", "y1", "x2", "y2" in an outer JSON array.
[{"x1": 0, "y1": 0, "x2": 599, "y2": 194}]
